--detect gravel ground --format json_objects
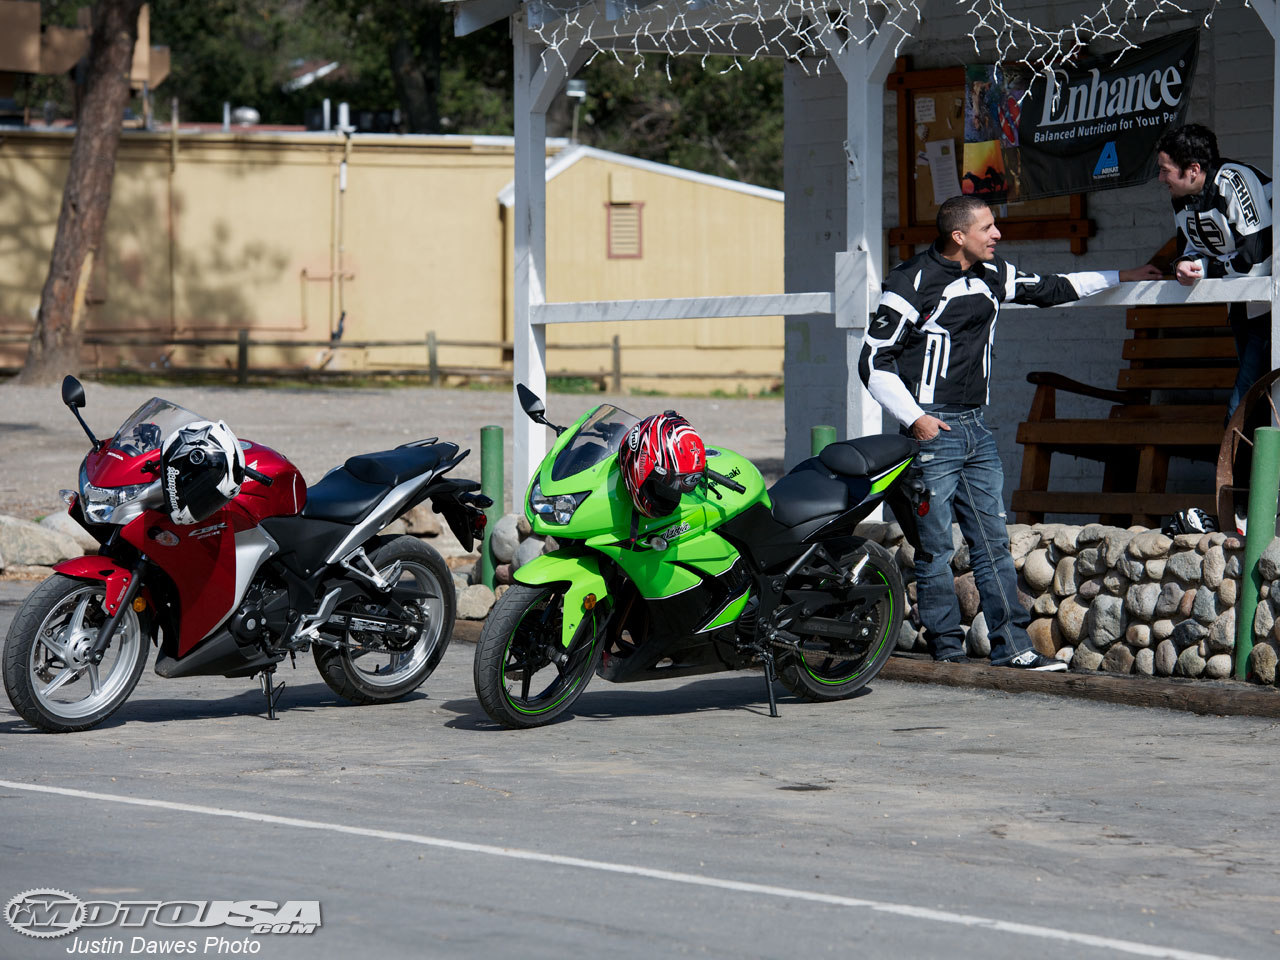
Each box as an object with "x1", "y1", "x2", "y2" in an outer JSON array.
[{"x1": 0, "y1": 381, "x2": 786, "y2": 522}]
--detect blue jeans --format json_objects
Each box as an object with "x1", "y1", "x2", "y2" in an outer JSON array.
[
  {"x1": 912, "y1": 409, "x2": 1030, "y2": 664},
  {"x1": 1227, "y1": 304, "x2": 1270, "y2": 418}
]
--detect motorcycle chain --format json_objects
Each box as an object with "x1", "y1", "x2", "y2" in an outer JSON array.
[{"x1": 768, "y1": 637, "x2": 869, "y2": 666}]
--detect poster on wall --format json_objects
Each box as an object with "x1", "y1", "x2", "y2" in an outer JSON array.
[{"x1": 962, "y1": 29, "x2": 1200, "y2": 202}]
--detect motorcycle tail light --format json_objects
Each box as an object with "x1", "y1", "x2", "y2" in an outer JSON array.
[{"x1": 917, "y1": 501, "x2": 930, "y2": 517}]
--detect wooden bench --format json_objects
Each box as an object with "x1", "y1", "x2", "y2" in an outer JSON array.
[{"x1": 1012, "y1": 304, "x2": 1233, "y2": 527}]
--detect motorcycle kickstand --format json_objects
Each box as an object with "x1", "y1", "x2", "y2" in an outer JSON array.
[
  {"x1": 760, "y1": 648, "x2": 779, "y2": 718},
  {"x1": 260, "y1": 666, "x2": 286, "y2": 721}
]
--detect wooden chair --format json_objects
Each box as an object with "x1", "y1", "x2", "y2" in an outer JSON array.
[
  {"x1": 1215, "y1": 367, "x2": 1280, "y2": 533},
  {"x1": 1013, "y1": 304, "x2": 1234, "y2": 527}
]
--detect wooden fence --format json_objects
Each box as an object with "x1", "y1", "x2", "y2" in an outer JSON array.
[{"x1": 0, "y1": 331, "x2": 782, "y2": 389}]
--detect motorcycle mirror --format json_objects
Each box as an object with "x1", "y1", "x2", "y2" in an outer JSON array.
[
  {"x1": 516, "y1": 383, "x2": 545, "y2": 418},
  {"x1": 61, "y1": 375, "x2": 100, "y2": 449},
  {"x1": 515, "y1": 383, "x2": 566, "y2": 436},
  {"x1": 61, "y1": 375, "x2": 86, "y2": 409}
]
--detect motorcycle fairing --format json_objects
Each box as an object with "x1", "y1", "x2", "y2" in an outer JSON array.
[
  {"x1": 52, "y1": 556, "x2": 135, "y2": 615},
  {"x1": 513, "y1": 549, "x2": 609, "y2": 649},
  {"x1": 121, "y1": 502, "x2": 266, "y2": 655}
]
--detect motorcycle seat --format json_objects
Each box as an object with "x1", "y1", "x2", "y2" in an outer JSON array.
[
  {"x1": 767, "y1": 469, "x2": 849, "y2": 527},
  {"x1": 300, "y1": 468, "x2": 388, "y2": 524},
  {"x1": 818, "y1": 435, "x2": 916, "y2": 478},
  {"x1": 344, "y1": 443, "x2": 454, "y2": 486}
]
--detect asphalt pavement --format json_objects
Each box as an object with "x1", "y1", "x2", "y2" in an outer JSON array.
[
  {"x1": 2, "y1": 384, "x2": 1279, "y2": 960},
  {"x1": 1, "y1": 584, "x2": 1278, "y2": 960}
]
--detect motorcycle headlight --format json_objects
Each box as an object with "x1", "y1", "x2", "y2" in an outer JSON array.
[
  {"x1": 80, "y1": 464, "x2": 158, "y2": 524},
  {"x1": 529, "y1": 479, "x2": 589, "y2": 526}
]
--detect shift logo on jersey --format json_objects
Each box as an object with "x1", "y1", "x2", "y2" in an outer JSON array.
[
  {"x1": 1222, "y1": 168, "x2": 1262, "y2": 227},
  {"x1": 1093, "y1": 142, "x2": 1119, "y2": 179}
]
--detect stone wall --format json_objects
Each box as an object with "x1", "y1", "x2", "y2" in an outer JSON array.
[{"x1": 859, "y1": 521, "x2": 1280, "y2": 686}]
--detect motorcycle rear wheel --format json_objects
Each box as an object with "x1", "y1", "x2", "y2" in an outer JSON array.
[
  {"x1": 473, "y1": 584, "x2": 606, "y2": 729},
  {"x1": 2, "y1": 574, "x2": 148, "y2": 733},
  {"x1": 312, "y1": 536, "x2": 455, "y2": 704},
  {"x1": 776, "y1": 540, "x2": 903, "y2": 702}
]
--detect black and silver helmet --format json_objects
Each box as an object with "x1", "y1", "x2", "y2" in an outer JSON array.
[{"x1": 160, "y1": 420, "x2": 245, "y2": 524}]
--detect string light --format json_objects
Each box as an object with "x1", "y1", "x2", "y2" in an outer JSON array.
[{"x1": 525, "y1": 0, "x2": 1221, "y2": 78}]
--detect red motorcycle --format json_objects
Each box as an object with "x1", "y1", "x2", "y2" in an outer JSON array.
[{"x1": 2, "y1": 377, "x2": 489, "y2": 732}]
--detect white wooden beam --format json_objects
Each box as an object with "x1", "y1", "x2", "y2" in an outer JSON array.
[
  {"x1": 1252, "y1": 0, "x2": 1277, "y2": 37},
  {"x1": 448, "y1": 0, "x2": 521, "y2": 37},
  {"x1": 1000, "y1": 277, "x2": 1273, "y2": 311},
  {"x1": 534, "y1": 293, "x2": 835, "y2": 325}
]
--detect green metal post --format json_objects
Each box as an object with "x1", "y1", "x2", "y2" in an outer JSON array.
[
  {"x1": 1236, "y1": 426, "x2": 1280, "y2": 679},
  {"x1": 811, "y1": 425, "x2": 837, "y2": 457},
  {"x1": 480, "y1": 425, "x2": 504, "y2": 590}
]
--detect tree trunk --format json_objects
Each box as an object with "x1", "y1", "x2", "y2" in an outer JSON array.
[
  {"x1": 387, "y1": 1, "x2": 443, "y2": 134},
  {"x1": 19, "y1": 0, "x2": 145, "y2": 384},
  {"x1": 389, "y1": 32, "x2": 436, "y2": 133}
]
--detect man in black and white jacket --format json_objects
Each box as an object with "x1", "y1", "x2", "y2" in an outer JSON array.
[
  {"x1": 859, "y1": 195, "x2": 1160, "y2": 669},
  {"x1": 1156, "y1": 123, "x2": 1273, "y2": 416}
]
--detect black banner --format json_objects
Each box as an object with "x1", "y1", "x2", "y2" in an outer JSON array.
[{"x1": 962, "y1": 30, "x2": 1199, "y2": 202}]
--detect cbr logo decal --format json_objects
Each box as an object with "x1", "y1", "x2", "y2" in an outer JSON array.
[{"x1": 190, "y1": 523, "x2": 227, "y2": 541}]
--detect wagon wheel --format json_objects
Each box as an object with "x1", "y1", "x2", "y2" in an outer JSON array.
[{"x1": 1216, "y1": 367, "x2": 1280, "y2": 534}]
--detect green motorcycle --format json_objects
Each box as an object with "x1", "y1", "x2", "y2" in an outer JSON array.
[{"x1": 472, "y1": 386, "x2": 931, "y2": 728}]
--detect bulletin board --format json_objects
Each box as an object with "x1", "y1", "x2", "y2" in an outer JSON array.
[{"x1": 887, "y1": 58, "x2": 1093, "y2": 262}]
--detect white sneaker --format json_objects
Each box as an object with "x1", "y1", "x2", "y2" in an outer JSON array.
[{"x1": 1004, "y1": 651, "x2": 1067, "y2": 672}]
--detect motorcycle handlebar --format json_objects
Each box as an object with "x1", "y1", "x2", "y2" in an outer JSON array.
[
  {"x1": 705, "y1": 468, "x2": 746, "y2": 494},
  {"x1": 245, "y1": 467, "x2": 273, "y2": 487}
]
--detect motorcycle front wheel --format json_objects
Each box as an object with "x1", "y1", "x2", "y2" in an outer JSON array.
[
  {"x1": 2, "y1": 574, "x2": 148, "y2": 733},
  {"x1": 776, "y1": 540, "x2": 904, "y2": 702},
  {"x1": 473, "y1": 584, "x2": 606, "y2": 729},
  {"x1": 312, "y1": 536, "x2": 455, "y2": 704}
]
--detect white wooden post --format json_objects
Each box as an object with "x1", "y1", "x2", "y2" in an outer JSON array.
[
  {"x1": 830, "y1": 5, "x2": 922, "y2": 443},
  {"x1": 511, "y1": 21, "x2": 585, "y2": 500},
  {"x1": 512, "y1": 23, "x2": 549, "y2": 505}
]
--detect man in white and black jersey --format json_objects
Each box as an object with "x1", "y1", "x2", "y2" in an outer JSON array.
[
  {"x1": 859, "y1": 196, "x2": 1160, "y2": 669},
  {"x1": 1156, "y1": 124, "x2": 1273, "y2": 416}
]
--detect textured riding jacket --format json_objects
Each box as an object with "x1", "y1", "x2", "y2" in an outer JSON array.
[
  {"x1": 1172, "y1": 159, "x2": 1273, "y2": 281},
  {"x1": 858, "y1": 243, "x2": 1117, "y2": 428}
]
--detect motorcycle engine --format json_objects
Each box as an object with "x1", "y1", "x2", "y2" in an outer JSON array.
[{"x1": 229, "y1": 581, "x2": 290, "y2": 647}]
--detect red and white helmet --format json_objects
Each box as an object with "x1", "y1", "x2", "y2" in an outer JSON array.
[{"x1": 619, "y1": 411, "x2": 706, "y2": 518}]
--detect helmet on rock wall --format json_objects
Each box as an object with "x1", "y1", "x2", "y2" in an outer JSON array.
[{"x1": 618, "y1": 411, "x2": 706, "y2": 518}]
